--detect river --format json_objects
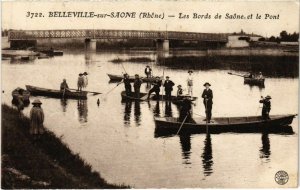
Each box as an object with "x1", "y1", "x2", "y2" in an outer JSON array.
[{"x1": 2, "y1": 50, "x2": 298, "y2": 188}]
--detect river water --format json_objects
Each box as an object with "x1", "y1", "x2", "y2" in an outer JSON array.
[{"x1": 2, "y1": 50, "x2": 298, "y2": 188}]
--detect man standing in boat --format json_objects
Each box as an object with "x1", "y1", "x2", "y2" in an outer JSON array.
[
  {"x1": 179, "y1": 97, "x2": 192, "y2": 122},
  {"x1": 120, "y1": 73, "x2": 132, "y2": 96},
  {"x1": 259, "y1": 95, "x2": 271, "y2": 120},
  {"x1": 77, "y1": 73, "x2": 84, "y2": 91},
  {"x1": 163, "y1": 76, "x2": 175, "y2": 100},
  {"x1": 147, "y1": 76, "x2": 162, "y2": 100},
  {"x1": 133, "y1": 74, "x2": 143, "y2": 98},
  {"x1": 60, "y1": 79, "x2": 70, "y2": 92},
  {"x1": 187, "y1": 70, "x2": 193, "y2": 96},
  {"x1": 202, "y1": 82, "x2": 213, "y2": 123},
  {"x1": 83, "y1": 72, "x2": 88, "y2": 88},
  {"x1": 144, "y1": 65, "x2": 152, "y2": 78}
]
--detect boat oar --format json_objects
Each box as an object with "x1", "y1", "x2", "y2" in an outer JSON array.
[
  {"x1": 69, "y1": 88, "x2": 102, "y2": 95},
  {"x1": 228, "y1": 72, "x2": 245, "y2": 77},
  {"x1": 176, "y1": 112, "x2": 189, "y2": 135}
]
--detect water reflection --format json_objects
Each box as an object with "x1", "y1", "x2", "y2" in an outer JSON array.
[
  {"x1": 123, "y1": 100, "x2": 132, "y2": 125},
  {"x1": 179, "y1": 134, "x2": 192, "y2": 165},
  {"x1": 259, "y1": 132, "x2": 271, "y2": 162},
  {"x1": 77, "y1": 100, "x2": 88, "y2": 123},
  {"x1": 60, "y1": 99, "x2": 68, "y2": 112},
  {"x1": 165, "y1": 101, "x2": 173, "y2": 117},
  {"x1": 201, "y1": 133, "x2": 214, "y2": 176},
  {"x1": 153, "y1": 100, "x2": 161, "y2": 117},
  {"x1": 134, "y1": 100, "x2": 141, "y2": 126}
]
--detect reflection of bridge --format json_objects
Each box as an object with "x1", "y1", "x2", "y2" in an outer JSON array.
[{"x1": 8, "y1": 29, "x2": 229, "y2": 51}]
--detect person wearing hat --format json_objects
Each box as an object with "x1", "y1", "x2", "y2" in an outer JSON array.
[
  {"x1": 77, "y1": 73, "x2": 84, "y2": 91},
  {"x1": 201, "y1": 82, "x2": 213, "y2": 123},
  {"x1": 163, "y1": 76, "x2": 175, "y2": 100},
  {"x1": 83, "y1": 72, "x2": 88, "y2": 88},
  {"x1": 120, "y1": 73, "x2": 132, "y2": 96},
  {"x1": 257, "y1": 72, "x2": 264, "y2": 80},
  {"x1": 133, "y1": 74, "x2": 143, "y2": 98},
  {"x1": 177, "y1": 85, "x2": 183, "y2": 97},
  {"x1": 60, "y1": 79, "x2": 70, "y2": 92},
  {"x1": 259, "y1": 95, "x2": 271, "y2": 119},
  {"x1": 147, "y1": 76, "x2": 162, "y2": 100},
  {"x1": 187, "y1": 70, "x2": 193, "y2": 96},
  {"x1": 144, "y1": 65, "x2": 152, "y2": 78},
  {"x1": 29, "y1": 99, "x2": 45, "y2": 140}
]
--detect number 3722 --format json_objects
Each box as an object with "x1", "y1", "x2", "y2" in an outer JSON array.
[{"x1": 26, "y1": 12, "x2": 44, "y2": 18}]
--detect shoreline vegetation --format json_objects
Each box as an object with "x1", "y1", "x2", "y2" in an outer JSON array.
[
  {"x1": 1, "y1": 104, "x2": 129, "y2": 189},
  {"x1": 111, "y1": 57, "x2": 154, "y2": 63}
]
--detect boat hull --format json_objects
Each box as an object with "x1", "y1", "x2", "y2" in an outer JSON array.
[
  {"x1": 154, "y1": 115, "x2": 296, "y2": 135},
  {"x1": 244, "y1": 77, "x2": 265, "y2": 86},
  {"x1": 108, "y1": 74, "x2": 161, "y2": 83},
  {"x1": 121, "y1": 91, "x2": 197, "y2": 102},
  {"x1": 26, "y1": 85, "x2": 87, "y2": 99}
]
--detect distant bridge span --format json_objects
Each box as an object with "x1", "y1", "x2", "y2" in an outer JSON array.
[{"x1": 8, "y1": 29, "x2": 228, "y2": 42}]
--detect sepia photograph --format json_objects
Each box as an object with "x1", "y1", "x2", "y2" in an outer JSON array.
[{"x1": 1, "y1": 0, "x2": 299, "y2": 188}]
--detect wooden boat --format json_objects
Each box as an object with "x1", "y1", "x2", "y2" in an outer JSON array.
[
  {"x1": 154, "y1": 114, "x2": 297, "y2": 134},
  {"x1": 40, "y1": 49, "x2": 63, "y2": 56},
  {"x1": 12, "y1": 87, "x2": 30, "y2": 105},
  {"x1": 244, "y1": 77, "x2": 265, "y2": 86},
  {"x1": 108, "y1": 74, "x2": 161, "y2": 83},
  {"x1": 121, "y1": 91, "x2": 197, "y2": 102},
  {"x1": 26, "y1": 85, "x2": 87, "y2": 99}
]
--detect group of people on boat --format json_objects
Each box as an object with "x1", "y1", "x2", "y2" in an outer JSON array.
[
  {"x1": 59, "y1": 72, "x2": 88, "y2": 93},
  {"x1": 246, "y1": 72, "x2": 264, "y2": 80}
]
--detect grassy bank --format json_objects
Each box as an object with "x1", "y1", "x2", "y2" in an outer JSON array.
[{"x1": 1, "y1": 104, "x2": 129, "y2": 189}]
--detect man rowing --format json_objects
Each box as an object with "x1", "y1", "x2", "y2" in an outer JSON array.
[
  {"x1": 147, "y1": 76, "x2": 162, "y2": 100},
  {"x1": 121, "y1": 73, "x2": 132, "y2": 96},
  {"x1": 60, "y1": 79, "x2": 70, "y2": 92}
]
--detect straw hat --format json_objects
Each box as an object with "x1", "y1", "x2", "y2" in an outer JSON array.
[
  {"x1": 203, "y1": 82, "x2": 211, "y2": 87},
  {"x1": 32, "y1": 99, "x2": 42, "y2": 105},
  {"x1": 265, "y1": 95, "x2": 272, "y2": 99}
]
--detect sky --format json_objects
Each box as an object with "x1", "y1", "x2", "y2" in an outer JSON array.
[{"x1": 1, "y1": 1, "x2": 299, "y2": 37}]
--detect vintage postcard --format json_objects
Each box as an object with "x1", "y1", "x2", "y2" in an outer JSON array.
[{"x1": 1, "y1": 0, "x2": 299, "y2": 188}]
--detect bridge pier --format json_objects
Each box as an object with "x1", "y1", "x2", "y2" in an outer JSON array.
[
  {"x1": 156, "y1": 39, "x2": 169, "y2": 52},
  {"x1": 85, "y1": 38, "x2": 97, "y2": 52}
]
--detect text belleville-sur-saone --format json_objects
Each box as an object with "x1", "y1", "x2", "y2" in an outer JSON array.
[
  {"x1": 48, "y1": 11, "x2": 163, "y2": 18},
  {"x1": 48, "y1": 11, "x2": 280, "y2": 20}
]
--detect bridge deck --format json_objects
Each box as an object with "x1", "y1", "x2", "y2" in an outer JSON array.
[{"x1": 8, "y1": 29, "x2": 228, "y2": 42}]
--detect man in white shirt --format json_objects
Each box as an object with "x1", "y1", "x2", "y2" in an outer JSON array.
[{"x1": 187, "y1": 70, "x2": 193, "y2": 96}]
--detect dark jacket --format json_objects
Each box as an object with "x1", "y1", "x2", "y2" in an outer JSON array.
[
  {"x1": 201, "y1": 89, "x2": 213, "y2": 104},
  {"x1": 163, "y1": 80, "x2": 175, "y2": 91},
  {"x1": 180, "y1": 98, "x2": 192, "y2": 114},
  {"x1": 144, "y1": 67, "x2": 152, "y2": 75},
  {"x1": 123, "y1": 78, "x2": 131, "y2": 86},
  {"x1": 259, "y1": 99, "x2": 271, "y2": 113},
  {"x1": 152, "y1": 80, "x2": 162, "y2": 91},
  {"x1": 134, "y1": 78, "x2": 143, "y2": 89}
]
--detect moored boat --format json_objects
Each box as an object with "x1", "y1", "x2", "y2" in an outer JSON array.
[
  {"x1": 155, "y1": 114, "x2": 297, "y2": 135},
  {"x1": 26, "y1": 85, "x2": 87, "y2": 99},
  {"x1": 244, "y1": 77, "x2": 265, "y2": 86},
  {"x1": 12, "y1": 87, "x2": 30, "y2": 105},
  {"x1": 108, "y1": 74, "x2": 161, "y2": 83},
  {"x1": 121, "y1": 91, "x2": 197, "y2": 102}
]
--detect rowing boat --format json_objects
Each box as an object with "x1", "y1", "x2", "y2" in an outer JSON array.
[
  {"x1": 154, "y1": 114, "x2": 297, "y2": 135},
  {"x1": 121, "y1": 91, "x2": 198, "y2": 102},
  {"x1": 108, "y1": 74, "x2": 161, "y2": 83},
  {"x1": 26, "y1": 85, "x2": 87, "y2": 99},
  {"x1": 244, "y1": 77, "x2": 265, "y2": 86}
]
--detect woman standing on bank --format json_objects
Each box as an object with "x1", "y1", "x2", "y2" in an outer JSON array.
[{"x1": 29, "y1": 99, "x2": 45, "y2": 140}]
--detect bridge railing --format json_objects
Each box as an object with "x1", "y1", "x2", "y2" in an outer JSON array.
[{"x1": 8, "y1": 29, "x2": 228, "y2": 42}]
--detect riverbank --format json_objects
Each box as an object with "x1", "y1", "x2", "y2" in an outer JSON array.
[{"x1": 1, "y1": 104, "x2": 128, "y2": 188}]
